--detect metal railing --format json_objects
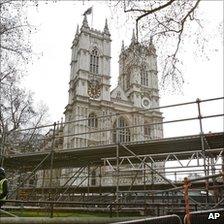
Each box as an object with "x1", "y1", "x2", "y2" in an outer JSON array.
[{"x1": 0, "y1": 97, "x2": 223, "y2": 217}]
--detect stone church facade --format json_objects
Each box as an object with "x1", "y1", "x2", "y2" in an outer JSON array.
[
  {"x1": 60, "y1": 15, "x2": 164, "y2": 187},
  {"x1": 64, "y1": 16, "x2": 163, "y2": 149}
]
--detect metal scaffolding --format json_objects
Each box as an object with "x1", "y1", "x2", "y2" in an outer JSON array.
[{"x1": 0, "y1": 97, "x2": 224, "y2": 218}]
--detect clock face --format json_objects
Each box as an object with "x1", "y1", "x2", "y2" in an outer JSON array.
[
  {"x1": 88, "y1": 80, "x2": 101, "y2": 98},
  {"x1": 142, "y1": 97, "x2": 150, "y2": 109}
]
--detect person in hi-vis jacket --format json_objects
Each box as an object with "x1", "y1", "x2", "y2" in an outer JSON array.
[{"x1": 0, "y1": 167, "x2": 8, "y2": 209}]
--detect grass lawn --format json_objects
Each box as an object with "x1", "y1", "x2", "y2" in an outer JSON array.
[{"x1": 2, "y1": 210, "x2": 141, "y2": 218}]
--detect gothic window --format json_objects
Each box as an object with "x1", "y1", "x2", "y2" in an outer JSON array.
[
  {"x1": 113, "y1": 117, "x2": 130, "y2": 143},
  {"x1": 90, "y1": 48, "x2": 99, "y2": 74},
  {"x1": 141, "y1": 65, "x2": 148, "y2": 86},
  {"x1": 88, "y1": 112, "x2": 98, "y2": 128}
]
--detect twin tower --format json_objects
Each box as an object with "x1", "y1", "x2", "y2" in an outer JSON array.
[{"x1": 63, "y1": 15, "x2": 163, "y2": 150}]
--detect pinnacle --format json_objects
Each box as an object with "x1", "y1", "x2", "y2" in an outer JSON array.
[
  {"x1": 131, "y1": 29, "x2": 136, "y2": 43},
  {"x1": 82, "y1": 14, "x2": 89, "y2": 29},
  {"x1": 75, "y1": 25, "x2": 79, "y2": 36},
  {"x1": 121, "y1": 40, "x2": 125, "y2": 51},
  {"x1": 104, "y1": 18, "x2": 110, "y2": 35}
]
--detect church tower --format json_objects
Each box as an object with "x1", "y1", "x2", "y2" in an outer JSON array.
[
  {"x1": 68, "y1": 16, "x2": 111, "y2": 102},
  {"x1": 111, "y1": 30, "x2": 163, "y2": 143},
  {"x1": 118, "y1": 31, "x2": 159, "y2": 110},
  {"x1": 64, "y1": 16, "x2": 112, "y2": 150}
]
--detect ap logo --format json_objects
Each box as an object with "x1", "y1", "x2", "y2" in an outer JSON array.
[{"x1": 208, "y1": 212, "x2": 220, "y2": 220}]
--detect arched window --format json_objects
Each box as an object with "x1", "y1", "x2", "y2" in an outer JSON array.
[
  {"x1": 90, "y1": 48, "x2": 99, "y2": 74},
  {"x1": 141, "y1": 65, "x2": 148, "y2": 86},
  {"x1": 113, "y1": 117, "x2": 130, "y2": 143},
  {"x1": 88, "y1": 112, "x2": 98, "y2": 128}
]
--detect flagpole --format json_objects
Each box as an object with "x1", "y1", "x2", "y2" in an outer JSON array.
[{"x1": 91, "y1": 6, "x2": 93, "y2": 28}]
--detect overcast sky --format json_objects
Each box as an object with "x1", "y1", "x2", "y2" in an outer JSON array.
[{"x1": 23, "y1": 1, "x2": 223, "y2": 137}]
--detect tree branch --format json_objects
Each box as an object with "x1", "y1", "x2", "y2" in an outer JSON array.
[{"x1": 135, "y1": 0, "x2": 176, "y2": 40}]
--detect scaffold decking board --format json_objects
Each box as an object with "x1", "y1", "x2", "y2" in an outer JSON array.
[{"x1": 4, "y1": 132, "x2": 224, "y2": 170}]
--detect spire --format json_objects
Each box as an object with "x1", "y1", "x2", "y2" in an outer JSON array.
[
  {"x1": 104, "y1": 18, "x2": 110, "y2": 35},
  {"x1": 149, "y1": 35, "x2": 153, "y2": 45},
  {"x1": 121, "y1": 40, "x2": 124, "y2": 51},
  {"x1": 56, "y1": 121, "x2": 60, "y2": 131},
  {"x1": 149, "y1": 35, "x2": 156, "y2": 54},
  {"x1": 72, "y1": 24, "x2": 79, "y2": 45},
  {"x1": 60, "y1": 117, "x2": 63, "y2": 130},
  {"x1": 131, "y1": 29, "x2": 136, "y2": 43},
  {"x1": 75, "y1": 25, "x2": 79, "y2": 36},
  {"x1": 82, "y1": 14, "x2": 89, "y2": 29},
  {"x1": 74, "y1": 25, "x2": 79, "y2": 41}
]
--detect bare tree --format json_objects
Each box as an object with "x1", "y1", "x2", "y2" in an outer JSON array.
[
  {"x1": 111, "y1": 0, "x2": 222, "y2": 91},
  {"x1": 0, "y1": 0, "x2": 34, "y2": 83},
  {"x1": 0, "y1": 78, "x2": 49, "y2": 155},
  {"x1": 0, "y1": 0, "x2": 49, "y2": 157}
]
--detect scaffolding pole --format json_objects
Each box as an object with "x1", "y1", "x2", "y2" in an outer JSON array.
[{"x1": 196, "y1": 98, "x2": 209, "y2": 206}]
